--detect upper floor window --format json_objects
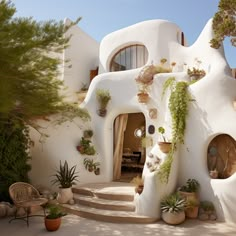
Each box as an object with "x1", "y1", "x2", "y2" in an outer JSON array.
[{"x1": 110, "y1": 44, "x2": 148, "y2": 72}]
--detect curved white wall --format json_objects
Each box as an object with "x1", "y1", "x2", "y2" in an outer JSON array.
[{"x1": 30, "y1": 18, "x2": 236, "y2": 222}]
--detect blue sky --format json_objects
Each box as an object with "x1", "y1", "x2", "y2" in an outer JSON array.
[{"x1": 12, "y1": 0, "x2": 235, "y2": 68}]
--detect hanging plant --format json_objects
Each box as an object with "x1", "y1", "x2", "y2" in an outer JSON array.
[
  {"x1": 76, "y1": 137, "x2": 96, "y2": 155},
  {"x1": 83, "y1": 129, "x2": 93, "y2": 139},
  {"x1": 96, "y1": 89, "x2": 111, "y2": 117},
  {"x1": 135, "y1": 59, "x2": 174, "y2": 104},
  {"x1": 83, "y1": 158, "x2": 100, "y2": 174},
  {"x1": 158, "y1": 77, "x2": 193, "y2": 183}
]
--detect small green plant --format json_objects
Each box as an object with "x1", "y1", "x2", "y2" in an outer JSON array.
[
  {"x1": 80, "y1": 83, "x2": 88, "y2": 91},
  {"x1": 96, "y1": 89, "x2": 111, "y2": 110},
  {"x1": 76, "y1": 137, "x2": 96, "y2": 155},
  {"x1": 179, "y1": 179, "x2": 200, "y2": 193},
  {"x1": 187, "y1": 67, "x2": 206, "y2": 77},
  {"x1": 83, "y1": 129, "x2": 93, "y2": 138},
  {"x1": 158, "y1": 126, "x2": 167, "y2": 142},
  {"x1": 161, "y1": 193, "x2": 186, "y2": 213},
  {"x1": 130, "y1": 175, "x2": 144, "y2": 187},
  {"x1": 51, "y1": 160, "x2": 79, "y2": 188},
  {"x1": 45, "y1": 204, "x2": 67, "y2": 219},
  {"x1": 83, "y1": 158, "x2": 100, "y2": 173},
  {"x1": 200, "y1": 201, "x2": 215, "y2": 212}
]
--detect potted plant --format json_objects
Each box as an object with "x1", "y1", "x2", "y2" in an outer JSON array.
[
  {"x1": 199, "y1": 201, "x2": 215, "y2": 215},
  {"x1": 76, "y1": 137, "x2": 96, "y2": 155},
  {"x1": 136, "y1": 80, "x2": 152, "y2": 103},
  {"x1": 44, "y1": 204, "x2": 67, "y2": 231},
  {"x1": 83, "y1": 129, "x2": 93, "y2": 139},
  {"x1": 83, "y1": 158, "x2": 100, "y2": 174},
  {"x1": 96, "y1": 89, "x2": 111, "y2": 117},
  {"x1": 51, "y1": 160, "x2": 79, "y2": 204},
  {"x1": 157, "y1": 126, "x2": 171, "y2": 153},
  {"x1": 161, "y1": 192, "x2": 186, "y2": 225},
  {"x1": 198, "y1": 201, "x2": 217, "y2": 221},
  {"x1": 135, "y1": 63, "x2": 158, "y2": 103},
  {"x1": 187, "y1": 67, "x2": 206, "y2": 81},
  {"x1": 178, "y1": 178, "x2": 200, "y2": 203},
  {"x1": 185, "y1": 198, "x2": 199, "y2": 219},
  {"x1": 130, "y1": 175, "x2": 144, "y2": 194}
]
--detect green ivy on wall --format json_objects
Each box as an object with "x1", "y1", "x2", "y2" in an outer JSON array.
[{"x1": 0, "y1": 118, "x2": 31, "y2": 202}]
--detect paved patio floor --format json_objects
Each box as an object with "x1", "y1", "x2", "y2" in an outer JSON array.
[{"x1": 1, "y1": 213, "x2": 236, "y2": 236}]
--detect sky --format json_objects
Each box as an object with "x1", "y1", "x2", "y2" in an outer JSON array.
[{"x1": 11, "y1": 0, "x2": 235, "y2": 68}]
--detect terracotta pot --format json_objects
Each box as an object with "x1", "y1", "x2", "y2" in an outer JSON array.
[
  {"x1": 77, "y1": 145, "x2": 85, "y2": 154},
  {"x1": 189, "y1": 73, "x2": 205, "y2": 82},
  {"x1": 94, "y1": 168, "x2": 100, "y2": 175},
  {"x1": 162, "y1": 211, "x2": 185, "y2": 225},
  {"x1": 45, "y1": 217, "x2": 61, "y2": 231},
  {"x1": 178, "y1": 191, "x2": 199, "y2": 203},
  {"x1": 57, "y1": 188, "x2": 73, "y2": 204},
  {"x1": 97, "y1": 109, "x2": 107, "y2": 117},
  {"x1": 186, "y1": 206, "x2": 199, "y2": 219},
  {"x1": 158, "y1": 142, "x2": 171, "y2": 153},
  {"x1": 135, "y1": 185, "x2": 144, "y2": 195},
  {"x1": 209, "y1": 170, "x2": 218, "y2": 179},
  {"x1": 137, "y1": 93, "x2": 149, "y2": 103}
]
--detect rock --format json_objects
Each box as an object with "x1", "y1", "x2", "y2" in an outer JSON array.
[
  {"x1": 209, "y1": 213, "x2": 217, "y2": 221},
  {"x1": 16, "y1": 207, "x2": 26, "y2": 217},
  {"x1": 199, "y1": 213, "x2": 209, "y2": 221},
  {"x1": 199, "y1": 208, "x2": 205, "y2": 214},
  {"x1": 0, "y1": 204, "x2": 6, "y2": 217},
  {"x1": 68, "y1": 199, "x2": 75, "y2": 205},
  {"x1": 6, "y1": 205, "x2": 16, "y2": 216}
]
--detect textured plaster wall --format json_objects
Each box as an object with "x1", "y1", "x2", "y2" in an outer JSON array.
[
  {"x1": 62, "y1": 18, "x2": 99, "y2": 100},
  {"x1": 30, "y1": 19, "x2": 236, "y2": 222}
]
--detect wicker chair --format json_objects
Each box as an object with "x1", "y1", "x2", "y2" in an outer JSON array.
[{"x1": 9, "y1": 182, "x2": 48, "y2": 226}]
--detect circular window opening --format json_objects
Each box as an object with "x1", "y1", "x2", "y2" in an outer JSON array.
[{"x1": 207, "y1": 134, "x2": 236, "y2": 179}]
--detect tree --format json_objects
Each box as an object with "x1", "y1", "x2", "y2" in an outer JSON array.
[
  {"x1": 210, "y1": 0, "x2": 236, "y2": 48},
  {"x1": 0, "y1": 0, "x2": 89, "y2": 201},
  {"x1": 0, "y1": 119, "x2": 31, "y2": 201},
  {"x1": 0, "y1": 0, "x2": 89, "y2": 131}
]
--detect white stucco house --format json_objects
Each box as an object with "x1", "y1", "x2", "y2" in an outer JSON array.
[{"x1": 30, "y1": 18, "x2": 236, "y2": 223}]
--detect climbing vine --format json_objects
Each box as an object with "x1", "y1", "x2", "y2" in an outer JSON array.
[{"x1": 158, "y1": 77, "x2": 193, "y2": 183}]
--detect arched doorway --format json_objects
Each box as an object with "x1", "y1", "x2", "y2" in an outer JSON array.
[
  {"x1": 113, "y1": 112, "x2": 146, "y2": 182},
  {"x1": 207, "y1": 134, "x2": 236, "y2": 179}
]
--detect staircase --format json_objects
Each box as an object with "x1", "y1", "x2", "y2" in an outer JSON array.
[{"x1": 62, "y1": 182, "x2": 158, "y2": 223}]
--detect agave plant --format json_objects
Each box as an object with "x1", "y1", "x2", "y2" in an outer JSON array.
[
  {"x1": 161, "y1": 193, "x2": 186, "y2": 213},
  {"x1": 51, "y1": 160, "x2": 79, "y2": 188}
]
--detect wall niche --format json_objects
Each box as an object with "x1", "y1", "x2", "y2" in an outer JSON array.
[{"x1": 207, "y1": 134, "x2": 236, "y2": 179}]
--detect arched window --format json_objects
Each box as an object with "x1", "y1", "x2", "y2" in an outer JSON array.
[
  {"x1": 110, "y1": 45, "x2": 148, "y2": 72},
  {"x1": 207, "y1": 134, "x2": 236, "y2": 179}
]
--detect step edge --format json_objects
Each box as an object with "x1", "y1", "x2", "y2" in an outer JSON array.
[{"x1": 62, "y1": 205, "x2": 158, "y2": 223}]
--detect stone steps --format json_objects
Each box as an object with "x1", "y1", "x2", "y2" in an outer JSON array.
[
  {"x1": 61, "y1": 182, "x2": 158, "y2": 224},
  {"x1": 73, "y1": 194, "x2": 135, "y2": 211},
  {"x1": 62, "y1": 203, "x2": 157, "y2": 224}
]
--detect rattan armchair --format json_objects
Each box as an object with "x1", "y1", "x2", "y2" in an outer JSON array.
[{"x1": 9, "y1": 182, "x2": 48, "y2": 226}]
